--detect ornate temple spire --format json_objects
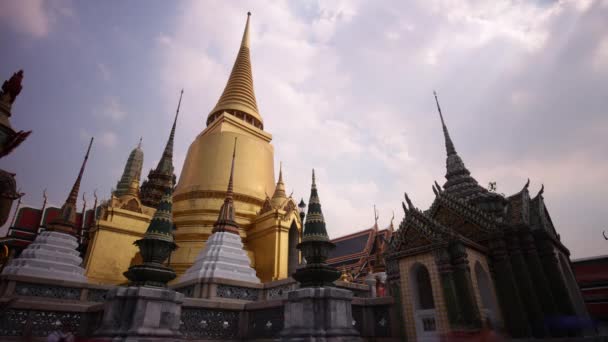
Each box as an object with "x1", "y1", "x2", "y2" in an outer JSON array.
[
  {"x1": 373, "y1": 204, "x2": 379, "y2": 231},
  {"x1": 211, "y1": 138, "x2": 240, "y2": 234},
  {"x1": 433, "y1": 91, "x2": 471, "y2": 179},
  {"x1": 156, "y1": 89, "x2": 182, "y2": 175},
  {"x1": 271, "y1": 162, "x2": 287, "y2": 207},
  {"x1": 124, "y1": 188, "x2": 177, "y2": 286},
  {"x1": 49, "y1": 137, "x2": 94, "y2": 234},
  {"x1": 115, "y1": 139, "x2": 144, "y2": 198},
  {"x1": 303, "y1": 169, "x2": 330, "y2": 242},
  {"x1": 434, "y1": 91, "x2": 456, "y2": 156},
  {"x1": 207, "y1": 12, "x2": 262, "y2": 129},
  {"x1": 293, "y1": 169, "x2": 341, "y2": 287},
  {"x1": 432, "y1": 92, "x2": 507, "y2": 216},
  {"x1": 140, "y1": 90, "x2": 181, "y2": 208},
  {"x1": 65, "y1": 137, "x2": 93, "y2": 209}
]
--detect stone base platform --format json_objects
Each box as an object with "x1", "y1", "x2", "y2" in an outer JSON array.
[
  {"x1": 280, "y1": 287, "x2": 363, "y2": 342},
  {"x1": 95, "y1": 286, "x2": 184, "y2": 341}
]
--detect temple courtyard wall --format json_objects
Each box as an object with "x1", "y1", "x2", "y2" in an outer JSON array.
[{"x1": 0, "y1": 274, "x2": 399, "y2": 341}]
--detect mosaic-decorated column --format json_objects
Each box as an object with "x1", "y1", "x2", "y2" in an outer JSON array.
[
  {"x1": 448, "y1": 242, "x2": 481, "y2": 330},
  {"x1": 488, "y1": 238, "x2": 532, "y2": 338},
  {"x1": 520, "y1": 229, "x2": 560, "y2": 336},
  {"x1": 506, "y1": 229, "x2": 547, "y2": 338},
  {"x1": 386, "y1": 258, "x2": 406, "y2": 340},
  {"x1": 434, "y1": 248, "x2": 463, "y2": 329},
  {"x1": 534, "y1": 232, "x2": 578, "y2": 336}
]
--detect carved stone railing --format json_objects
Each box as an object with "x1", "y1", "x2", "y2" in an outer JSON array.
[
  {"x1": 0, "y1": 274, "x2": 115, "y2": 303},
  {"x1": 170, "y1": 276, "x2": 372, "y2": 301},
  {"x1": 0, "y1": 274, "x2": 111, "y2": 339},
  {"x1": 0, "y1": 274, "x2": 395, "y2": 341}
]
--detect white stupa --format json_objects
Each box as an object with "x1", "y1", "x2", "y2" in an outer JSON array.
[
  {"x1": 2, "y1": 138, "x2": 94, "y2": 283},
  {"x1": 179, "y1": 139, "x2": 260, "y2": 284}
]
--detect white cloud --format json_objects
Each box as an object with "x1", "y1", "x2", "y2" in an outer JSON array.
[
  {"x1": 97, "y1": 63, "x2": 111, "y2": 81},
  {"x1": 0, "y1": 0, "x2": 73, "y2": 38},
  {"x1": 99, "y1": 131, "x2": 118, "y2": 148},
  {"x1": 0, "y1": 0, "x2": 49, "y2": 38},
  {"x1": 154, "y1": 0, "x2": 608, "y2": 259},
  {"x1": 98, "y1": 96, "x2": 127, "y2": 122},
  {"x1": 592, "y1": 35, "x2": 608, "y2": 72}
]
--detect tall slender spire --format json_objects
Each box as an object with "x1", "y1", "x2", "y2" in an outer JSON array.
[
  {"x1": 207, "y1": 12, "x2": 262, "y2": 129},
  {"x1": 226, "y1": 137, "x2": 237, "y2": 200},
  {"x1": 241, "y1": 11, "x2": 251, "y2": 48},
  {"x1": 432, "y1": 91, "x2": 471, "y2": 179},
  {"x1": 432, "y1": 92, "x2": 507, "y2": 213},
  {"x1": 212, "y1": 138, "x2": 239, "y2": 234},
  {"x1": 140, "y1": 90, "x2": 181, "y2": 208},
  {"x1": 50, "y1": 137, "x2": 94, "y2": 234},
  {"x1": 115, "y1": 139, "x2": 144, "y2": 198},
  {"x1": 434, "y1": 91, "x2": 456, "y2": 156},
  {"x1": 271, "y1": 161, "x2": 287, "y2": 207},
  {"x1": 66, "y1": 137, "x2": 93, "y2": 207},
  {"x1": 303, "y1": 169, "x2": 329, "y2": 242},
  {"x1": 156, "y1": 89, "x2": 182, "y2": 174}
]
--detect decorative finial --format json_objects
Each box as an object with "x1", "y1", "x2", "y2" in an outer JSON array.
[
  {"x1": 524, "y1": 178, "x2": 530, "y2": 190},
  {"x1": 1, "y1": 69, "x2": 24, "y2": 105},
  {"x1": 374, "y1": 204, "x2": 379, "y2": 226},
  {"x1": 241, "y1": 12, "x2": 251, "y2": 48},
  {"x1": 432, "y1": 184, "x2": 438, "y2": 196},
  {"x1": 603, "y1": 231, "x2": 607, "y2": 240},
  {"x1": 312, "y1": 169, "x2": 316, "y2": 187},
  {"x1": 138, "y1": 137, "x2": 142, "y2": 149},
  {"x1": 538, "y1": 184, "x2": 544, "y2": 196},
  {"x1": 65, "y1": 137, "x2": 94, "y2": 206},
  {"x1": 404, "y1": 192, "x2": 413, "y2": 210},
  {"x1": 42, "y1": 188, "x2": 48, "y2": 204},
  {"x1": 434, "y1": 181, "x2": 442, "y2": 193},
  {"x1": 402, "y1": 201, "x2": 407, "y2": 213},
  {"x1": 433, "y1": 90, "x2": 457, "y2": 156}
]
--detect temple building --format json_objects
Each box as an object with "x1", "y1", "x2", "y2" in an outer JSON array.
[
  {"x1": 326, "y1": 209, "x2": 394, "y2": 297},
  {"x1": 170, "y1": 12, "x2": 301, "y2": 282},
  {"x1": 384, "y1": 92, "x2": 590, "y2": 340}
]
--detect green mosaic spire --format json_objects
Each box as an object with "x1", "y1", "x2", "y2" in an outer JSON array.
[
  {"x1": 125, "y1": 188, "x2": 177, "y2": 286},
  {"x1": 143, "y1": 190, "x2": 174, "y2": 243},
  {"x1": 303, "y1": 169, "x2": 329, "y2": 242}
]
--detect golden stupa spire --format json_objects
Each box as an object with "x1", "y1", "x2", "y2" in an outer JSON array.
[
  {"x1": 207, "y1": 12, "x2": 262, "y2": 129},
  {"x1": 271, "y1": 162, "x2": 287, "y2": 207}
]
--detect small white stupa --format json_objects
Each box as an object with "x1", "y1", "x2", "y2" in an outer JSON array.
[
  {"x1": 179, "y1": 139, "x2": 260, "y2": 284},
  {"x1": 2, "y1": 138, "x2": 94, "y2": 283}
]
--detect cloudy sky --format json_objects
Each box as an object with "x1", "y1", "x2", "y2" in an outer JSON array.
[{"x1": 1, "y1": 0, "x2": 607, "y2": 259}]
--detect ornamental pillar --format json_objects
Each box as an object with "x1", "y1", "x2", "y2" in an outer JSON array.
[
  {"x1": 535, "y1": 232, "x2": 579, "y2": 336},
  {"x1": 506, "y1": 228, "x2": 547, "y2": 338},
  {"x1": 434, "y1": 248, "x2": 463, "y2": 329},
  {"x1": 448, "y1": 242, "x2": 482, "y2": 330},
  {"x1": 520, "y1": 229, "x2": 560, "y2": 336},
  {"x1": 488, "y1": 238, "x2": 532, "y2": 338}
]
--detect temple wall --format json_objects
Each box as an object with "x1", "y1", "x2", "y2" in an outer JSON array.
[
  {"x1": 398, "y1": 252, "x2": 450, "y2": 341},
  {"x1": 466, "y1": 247, "x2": 503, "y2": 326},
  {"x1": 84, "y1": 205, "x2": 153, "y2": 285}
]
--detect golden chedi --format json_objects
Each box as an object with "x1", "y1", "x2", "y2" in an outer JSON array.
[{"x1": 172, "y1": 13, "x2": 302, "y2": 282}]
